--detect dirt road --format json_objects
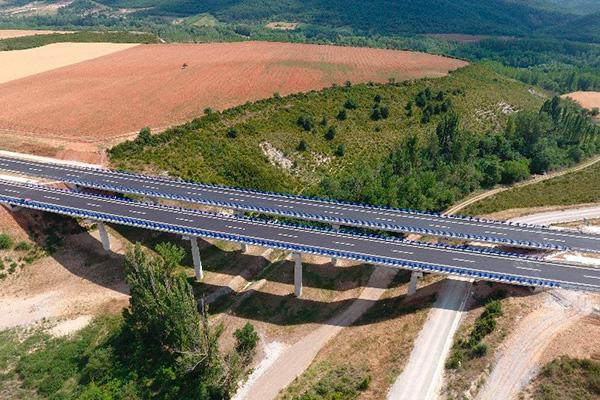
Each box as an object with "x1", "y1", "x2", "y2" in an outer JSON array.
[
  {"x1": 476, "y1": 290, "x2": 592, "y2": 400},
  {"x1": 237, "y1": 266, "x2": 398, "y2": 400},
  {"x1": 387, "y1": 278, "x2": 472, "y2": 400}
]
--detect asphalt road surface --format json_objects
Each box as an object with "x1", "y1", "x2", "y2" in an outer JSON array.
[
  {"x1": 0, "y1": 180, "x2": 599, "y2": 291},
  {"x1": 1, "y1": 155, "x2": 600, "y2": 253}
]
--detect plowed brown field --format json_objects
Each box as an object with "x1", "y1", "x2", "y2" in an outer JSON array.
[
  {"x1": 0, "y1": 41, "x2": 467, "y2": 141},
  {"x1": 563, "y1": 91, "x2": 600, "y2": 117}
]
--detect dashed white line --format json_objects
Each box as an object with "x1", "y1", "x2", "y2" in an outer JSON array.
[
  {"x1": 516, "y1": 266, "x2": 542, "y2": 272},
  {"x1": 453, "y1": 258, "x2": 475, "y2": 263},
  {"x1": 584, "y1": 275, "x2": 600, "y2": 280}
]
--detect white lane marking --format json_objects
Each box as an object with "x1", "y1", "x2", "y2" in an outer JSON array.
[
  {"x1": 86, "y1": 203, "x2": 101, "y2": 208},
  {"x1": 143, "y1": 185, "x2": 159, "y2": 190},
  {"x1": 43, "y1": 195, "x2": 61, "y2": 201},
  {"x1": 333, "y1": 241, "x2": 355, "y2": 247},
  {"x1": 226, "y1": 225, "x2": 246, "y2": 231},
  {"x1": 543, "y1": 238, "x2": 566, "y2": 243},
  {"x1": 4, "y1": 189, "x2": 20, "y2": 194},
  {"x1": 584, "y1": 275, "x2": 600, "y2": 280},
  {"x1": 278, "y1": 233, "x2": 298, "y2": 238},
  {"x1": 229, "y1": 197, "x2": 245, "y2": 202},
  {"x1": 516, "y1": 266, "x2": 541, "y2": 272},
  {"x1": 453, "y1": 258, "x2": 475, "y2": 263},
  {"x1": 175, "y1": 217, "x2": 194, "y2": 223},
  {"x1": 128, "y1": 209, "x2": 146, "y2": 215},
  {"x1": 485, "y1": 230, "x2": 507, "y2": 236},
  {"x1": 392, "y1": 249, "x2": 414, "y2": 255}
]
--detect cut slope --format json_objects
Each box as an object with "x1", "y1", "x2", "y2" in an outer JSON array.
[{"x1": 0, "y1": 41, "x2": 467, "y2": 140}]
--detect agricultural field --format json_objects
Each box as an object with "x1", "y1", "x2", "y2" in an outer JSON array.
[
  {"x1": 564, "y1": 91, "x2": 600, "y2": 117},
  {"x1": 0, "y1": 41, "x2": 467, "y2": 141},
  {"x1": 0, "y1": 29, "x2": 68, "y2": 39},
  {"x1": 0, "y1": 42, "x2": 138, "y2": 84}
]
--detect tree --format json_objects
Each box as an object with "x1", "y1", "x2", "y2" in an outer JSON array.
[
  {"x1": 374, "y1": 94, "x2": 382, "y2": 103},
  {"x1": 344, "y1": 99, "x2": 358, "y2": 110},
  {"x1": 380, "y1": 106, "x2": 390, "y2": 119},
  {"x1": 297, "y1": 115, "x2": 315, "y2": 131},
  {"x1": 337, "y1": 109, "x2": 347, "y2": 121},
  {"x1": 501, "y1": 159, "x2": 530, "y2": 184},
  {"x1": 436, "y1": 112, "x2": 460, "y2": 160},
  {"x1": 370, "y1": 107, "x2": 382, "y2": 121},
  {"x1": 155, "y1": 242, "x2": 186, "y2": 273}
]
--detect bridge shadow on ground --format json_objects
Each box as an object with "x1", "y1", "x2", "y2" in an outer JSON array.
[
  {"x1": 10, "y1": 209, "x2": 128, "y2": 295},
  {"x1": 8, "y1": 211, "x2": 538, "y2": 327}
]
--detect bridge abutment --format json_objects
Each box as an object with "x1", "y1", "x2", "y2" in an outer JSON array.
[{"x1": 293, "y1": 252, "x2": 302, "y2": 297}]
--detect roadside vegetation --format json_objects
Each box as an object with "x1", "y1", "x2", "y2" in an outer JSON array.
[
  {"x1": 0, "y1": 244, "x2": 259, "y2": 399},
  {"x1": 110, "y1": 64, "x2": 599, "y2": 213},
  {"x1": 0, "y1": 30, "x2": 159, "y2": 51},
  {"x1": 0, "y1": 232, "x2": 45, "y2": 281},
  {"x1": 527, "y1": 356, "x2": 600, "y2": 400},
  {"x1": 464, "y1": 157, "x2": 600, "y2": 215}
]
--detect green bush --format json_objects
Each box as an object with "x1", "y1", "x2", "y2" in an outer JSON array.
[
  {"x1": 234, "y1": 323, "x2": 259, "y2": 356},
  {"x1": 0, "y1": 234, "x2": 13, "y2": 250},
  {"x1": 14, "y1": 241, "x2": 32, "y2": 251}
]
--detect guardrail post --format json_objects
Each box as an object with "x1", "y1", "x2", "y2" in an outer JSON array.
[
  {"x1": 293, "y1": 252, "x2": 302, "y2": 297},
  {"x1": 184, "y1": 236, "x2": 203, "y2": 281},
  {"x1": 407, "y1": 271, "x2": 423, "y2": 296},
  {"x1": 97, "y1": 222, "x2": 111, "y2": 251}
]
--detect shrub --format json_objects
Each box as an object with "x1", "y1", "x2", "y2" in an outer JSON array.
[
  {"x1": 344, "y1": 99, "x2": 358, "y2": 110},
  {"x1": 501, "y1": 159, "x2": 530, "y2": 184},
  {"x1": 14, "y1": 241, "x2": 31, "y2": 251},
  {"x1": 297, "y1": 115, "x2": 315, "y2": 131},
  {"x1": 471, "y1": 342, "x2": 488, "y2": 358},
  {"x1": 335, "y1": 144, "x2": 346, "y2": 157},
  {"x1": 380, "y1": 106, "x2": 390, "y2": 119},
  {"x1": 0, "y1": 234, "x2": 13, "y2": 250},
  {"x1": 227, "y1": 128, "x2": 238, "y2": 139},
  {"x1": 374, "y1": 94, "x2": 382, "y2": 103},
  {"x1": 234, "y1": 323, "x2": 259, "y2": 356},
  {"x1": 297, "y1": 139, "x2": 307, "y2": 151},
  {"x1": 337, "y1": 109, "x2": 347, "y2": 120},
  {"x1": 325, "y1": 126, "x2": 336, "y2": 141}
]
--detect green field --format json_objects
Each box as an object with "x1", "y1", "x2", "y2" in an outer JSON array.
[{"x1": 463, "y1": 160, "x2": 600, "y2": 215}]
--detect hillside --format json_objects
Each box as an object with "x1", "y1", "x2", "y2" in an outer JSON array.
[
  {"x1": 513, "y1": 0, "x2": 600, "y2": 15},
  {"x1": 110, "y1": 64, "x2": 551, "y2": 211},
  {"x1": 94, "y1": 0, "x2": 565, "y2": 36},
  {"x1": 547, "y1": 11, "x2": 600, "y2": 43}
]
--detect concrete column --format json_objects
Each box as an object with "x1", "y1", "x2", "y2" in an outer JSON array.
[
  {"x1": 331, "y1": 223, "x2": 341, "y2": 231},
  {"x1": 143, "y1": 196, "x2": 159, "y2": 205},
  {"x1": 331, "y1": 257, "x2": 338, "y2": 266},
  {"x1": 185, "y1": 236, "x2": 203, "y2": 281},
  {"x1": 5, "y1": 204, "x2": 21, "y2": 212},
  {"x1": 293, "y1": 252, "x2": 303, "y2": 297},
  {"x1": 97, "y1": 222, "x2": 111, "y2": 251},
  {"x1": 240, "y1": 242, "x2": 248, "y2": 253},
  {"x1": 407, "y1": 271, "x2": 423, "y2": 296}
]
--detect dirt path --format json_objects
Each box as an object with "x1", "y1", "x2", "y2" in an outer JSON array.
[
  {"x1": 476, "y1": 290, "x2": 593, "y2": 400},
  {"x1": 387, "y1": 278, "x2": 472, "y2": 400},
  {"x1": 236, "y1": 266, "x2": 398, "y2": 400},
  {"x1": 445, "y1": 155, "x2": 600, "y2": 215}
]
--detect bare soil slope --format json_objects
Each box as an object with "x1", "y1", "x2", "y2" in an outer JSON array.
[
  {"x1": 0, "y1": 29, "x2": 69, "y2": 39},
  {"x1": 0, "y1": 41, "x2": 467, "y2": 141}
]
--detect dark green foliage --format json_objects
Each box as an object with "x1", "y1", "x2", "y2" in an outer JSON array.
[
  {"x1": 373, "y1": 94, "x2": 382, "y2": 103},
  {"x1": 335, "y1": 144, "x2": 346, "y2": 157},
  {"x1": 233, "y1": 323, "x2": 259, "y2": 357},
  {"x1": 336, "y1": 109, "x2": 348, "y2": 121},
  {"x1": 0, "y1": 31, "x2": 158, "y2": 52},
  {"x1": 0, "y1": 234, "x2": 13, "y2": 250},
  {"x1": 227, "y1": 128, "x2": 238, "y2": 139},
  {"x1": 344, "y1": 99, "x2": 358, "y2": 110},
  {"x1": 14, "y1": 241, "x2": 32, "y2": 251},
  {"x1": 297, "y1": 139, "x2": 308, "y2": 151},
  {"x1": 297, "y1": 115, "x2": 315, "y2": 131},
  {"x1": 501, "y1": 159, "x2": 530, "y2": 184},
  {"x1": 154, "y1": 242, "x2": 186, "y2": 273},
  {"x1": 325, "y1": 126, "x2": 337, "y2": 141},
  {"x1": 447, "y1": 299, "x2": 503, "y2": 370}
]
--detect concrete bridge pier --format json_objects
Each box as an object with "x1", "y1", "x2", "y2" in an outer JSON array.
[
  {"x1": 143, "y1": 196, "x2": 159, "y2": 205},
  {"x1": 408, "y1": 271, "x2": 423, "y2": 296},
  {"x1": 240, "y1": 242, "x2": 248, "y2": 253},
  {"x1": 184, "y1": 235, "x2": 203, "y2": 281},
  {"x1": 5, "y1": 204, "x2": 21, "y2": 212},
  {"x1": 293, "y1": 252, "x2": 303, "y2": 297},
  {"x1": 97, "y1": 222, "x2": 111, "y2": 251}
]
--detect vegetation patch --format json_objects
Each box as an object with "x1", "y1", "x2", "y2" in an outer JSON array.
[{"x1": 528, "y1": 356, "x2": 600, "y2": 400}]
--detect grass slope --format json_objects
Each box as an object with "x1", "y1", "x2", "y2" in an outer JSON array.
[
  {"x1": 110, "y1": 64, "x2": 544, "y2": 199},
  {"x1": 463, "y1": 159, "x2": 600, "y2": 215},
  {"x1": 529, "y1": 356, "x2": 600, "y2": 399}
]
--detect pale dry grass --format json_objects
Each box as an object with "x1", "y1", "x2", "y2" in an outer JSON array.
[
  {"x1": 0, "y1": 42, "x2": 138, "y2": 84},
  {"x1": 0, "y1": 29, "x2": 69, "y2": 39}
]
